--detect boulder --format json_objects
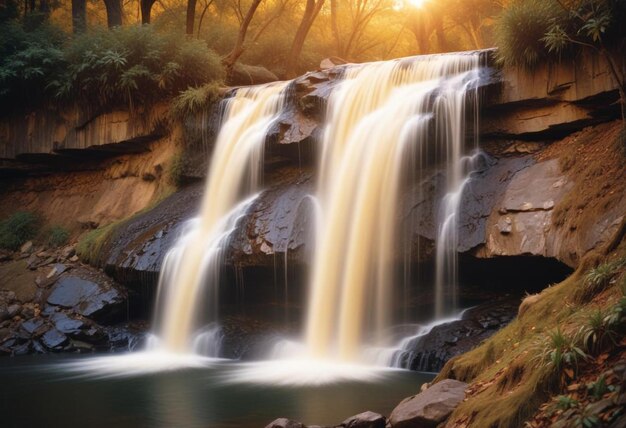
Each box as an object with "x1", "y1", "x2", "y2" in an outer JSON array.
[
  {"x1": 265, "y1": 418, "x2": 305, "y2": 428},
  {"x1": 388, "y1": 379, "x2": 468, "y2": 428},
  {"x1": 229, "y1": 63, "x2": 279, "y2": 86},
  {"x1": 320, "y1": 57, "x2": 348, "y2": 70},
  {"x1": 40, "y1": 327, "x2": 68, "y2": 349},
  {"x1": 342, "y1": 411, "x2": 385, "y2": 428},
  {"x1": 47, "y1": 275, "x2": 125, "y2": 322}
]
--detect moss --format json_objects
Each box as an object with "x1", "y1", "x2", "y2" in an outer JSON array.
[
  {"x1": 437, "y1": 248, "x2": 626, "y2": 427},
  {"x1": 44, "y1": 225, "x2": 70, "y2": 247},
  {"x1": 168, "y1": 151, "x2": 186, "y2": 188},
  {"x1": 75, "y1": 222, "x2": 120, "y2": 266}
]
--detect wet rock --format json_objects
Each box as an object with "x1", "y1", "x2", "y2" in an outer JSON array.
[
  {"x1": 265, "y1": 418, "x2": 305, "y2": 428},
  {"x1": 394, "y1": 298, "x2": 517, "y2": 372},
  {"x1": 50, "y1": 312, "x2": 85, "y2": 334},
  {"x1": 342, "y1": 411, "x2": 385, "y2": 428},
  {"x1": 21, "y1": 318, "x2": 44, "y2": 334},
  {"x1": 20, "y1": 241, "x2": 33, "y2": 254},
  {"x1": 40, "y1": 327, "x2": 68, "y2": 349},
  {"x1": 46, "y1": 263, "x2": 67, "y2": 278},
  {"x1": 60, "y1": 245, "x2": 76, "y2": 260},
  {"x1": 388, "y1": 379, "x2": 468, "y2": 428},
  {"x1": 47, "y1": 275, "x2": 125, "y2": 322}
]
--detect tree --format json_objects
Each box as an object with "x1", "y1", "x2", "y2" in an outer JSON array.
[
  {"x1": 71, "y1": 0, "x2": 86, "y2": 33},
  {"x1": 103, "y1": 0, "x2": 123, "y2": 27},
  {"x1": 140, "y1": 0, "x2": 156, "y2": 24},
  {"x1": 186, "y1": 0, "x2": 197, "y2": 35},
  {"x1": 285, "y1": 0, "x2": 325, "y2": 77},
  {"x1": 543, "y1": 0, "x2": 626, "y2": 117},
  {"x1": 222, "y1": 0, "x2": 263, "y2": 70}
]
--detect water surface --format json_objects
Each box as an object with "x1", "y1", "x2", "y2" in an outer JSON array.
[{"x1": 0, "y1": 354, "x2": 433, "y2": 428}]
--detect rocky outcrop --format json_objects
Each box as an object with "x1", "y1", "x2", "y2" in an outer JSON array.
[
  {"x1": 482, "y1": 49, "x2": 623, "y2": 139},
  {"x1": 393, "y1": 298, "x2": 518, "y2": 372},
  {"x1": 0, "y1": 104, "x2": 168, "y2": 176},
  {"x1": 388, "y1": 380, "x2": 468, "y2": 428},
  {"x1": 0, "y1": 244, "x2": 143, "y2": 356}
]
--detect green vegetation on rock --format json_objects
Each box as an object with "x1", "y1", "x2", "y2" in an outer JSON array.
[
  {"x1": 44, "y1": 225, "x2": 70, "y2": 247},
  {"x1": 1, "y1": 23, "x2": 224, "y2": 114},
  {"x1": 0, "y1": 211, "x2": 40, "y2": 250}
]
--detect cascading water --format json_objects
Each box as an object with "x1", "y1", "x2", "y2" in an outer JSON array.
[
  {"x1": 304, "y1": 53, "x2": 481, "y2": 362},
  {"x1": 151, "y1": 82, "x2": 288, "y2": 354}
]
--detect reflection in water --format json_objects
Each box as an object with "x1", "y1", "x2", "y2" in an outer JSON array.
[{"x1": 0, "y1": 356, "x2": 433, "y2": 428}]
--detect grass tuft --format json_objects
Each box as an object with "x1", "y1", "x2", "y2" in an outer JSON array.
[{"x1": 0, "y1": 211, "x2": 40, "y2": 250}]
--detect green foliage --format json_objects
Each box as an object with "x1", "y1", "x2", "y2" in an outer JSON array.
[
  {"x1": 494, "y1": 0, "x2": 564, "y2": 67},
  {"x1": 76, "y1": 223, "x2": 117, "y2": 266},
  {"x1": 1, "y1": 22, "x2": 224, "y2": 114},
  {"x1": 555, "y1": 394, "x2": 579, "y2": 411},
  {"x1": 534, "y1": 327, "x2": 587, "y2": 378},
  {"x1": 579, "y1": 308, "x2": 618, "y2": 354},
  {"x1": 170, "y1": 82, "x2": 222, "y2": 120},
  {"x1": 0, "y1": 211, "x2": 40, "y2": 250},
  {"x1": 576, "y1": 258, "x2": 625, "y2": 302},
  {"x1": 45, "y1": 225, "x2": 69, "y2": 247},
  {"x1": 0, "y1": 21, "x2": 67, "y2": 114},
  {"x1": 50, "y1": 25, "x2": 224, "y2": 110}
]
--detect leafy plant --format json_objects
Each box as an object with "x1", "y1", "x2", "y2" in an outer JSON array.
[
  {"x1": 170, "y1": 82, "x2": 222, "y2": 120},
  {"x1": 0, "y1": 21, "x2": 67, "y2": 114},
  {"x1": 534, "y1": 327, "x2": 587, "y2": 381},
  {"x1": 45, "y1": 225, "x2": 69, "y2": 247},
  {"x1": 580, "y1": 308, "x2": 619, "y2": 354},
  {"x1": 0, "y1": 211, "x2": 40, "y2": 250},
  {"x1": 556, "y1": 394, "x2": 579, "y2": 410},
  {"x1": 50, "y1": 25, "x2": 225, "y2": 111},
  {"x1": 494, "y1": 0, "x2": 565, "y2": 67}
]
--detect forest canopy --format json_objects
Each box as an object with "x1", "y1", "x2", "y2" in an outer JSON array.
[{"x1": 1, "y1": 0, "x2": 624, "y2": 114}]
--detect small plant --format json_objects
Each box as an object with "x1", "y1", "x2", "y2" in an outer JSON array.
[
  {"x1": 45, "y1": 225, "x2": 69, "y2": 247},
  {"x1": 587, "y1": 375, "x2": 610, "y2": 400},
  {"x1": 534, "y1": 327, "x2": 587, "y2": 383},
  {"x1": 576, "y1": 259, "x2": 625, "y2": 303},
  {"x1": 0, "y1": 211, "x2": 40, "y2": 250},
  {"x1": 169, "y1": 82, "x2": 222, "y2": 121},
  {"x1": 580, "y1": 308, "x2": 618, "y2": 354},
  {"x1": 556, "y1": 395, "x2": 579, "y2": 411}
]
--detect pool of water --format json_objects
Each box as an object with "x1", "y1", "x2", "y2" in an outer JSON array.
[{"x1": 0, "y1": 354, "x2": 433, "y2": 428}]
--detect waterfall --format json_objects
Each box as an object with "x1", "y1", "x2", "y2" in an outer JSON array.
[
  {"x1": 305, "y1": 53, "x2": 481, "y2": 362},
  {"x1": 152, "y1": 82, "x2": 288, "y2": 354}
]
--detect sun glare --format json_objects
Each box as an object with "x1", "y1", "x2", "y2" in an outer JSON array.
[{"x1": 408, "y1": 0, "x2": 427, "y2": 8}]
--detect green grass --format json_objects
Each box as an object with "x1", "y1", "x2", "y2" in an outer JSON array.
[
  {"x1": 44, "y1": 225, "x2": 69, "y2": 247},
  {"x1": 436, "y1": 248, "x2": 626, "y2": 427},
  {"x1": 0, "y1": 211, "x2": 40, "y2": 250},
  {"x1": 75, "y1": 222, "x2": 120, "y2": 266}
]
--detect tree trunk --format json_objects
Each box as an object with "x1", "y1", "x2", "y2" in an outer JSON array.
[
  {"x1": 103, "y1": 0, "x2": 123, "y2": 28},
  {"x1": 186, "y1": 0, "x2": 197, "y2": 35},
  {"x1": 140, "y1": 0, "x2": 155, "y2": 24},
  {"x1": 330, "y1": 0, "x2": 342, "y2": 55},
  {"x1": 285, "y1": 0, "x2": 325, "y2": 77},
  {"x1": 71, "y1": 0, "x2": 86, "y2": 33},
  {"x1": 222, "y1": 0, "x2": 263, "y2": 70}
]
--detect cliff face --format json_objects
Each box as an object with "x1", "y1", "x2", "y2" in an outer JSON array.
[{"x1": 0, "y1": 49, "x2": 623, "y2": 288}]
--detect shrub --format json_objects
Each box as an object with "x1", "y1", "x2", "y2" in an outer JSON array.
[
  {"x1": 494, "y1": 0, "x2": 564, "y2": 67},
  {"x1": 45, "y1": 225, "x2": 69, "y2": 247},
  {"x1": 533, "y1": 327, "x2": 587, "y2": 384},
  {"x1": 76, "y1": 223, "x2": 118, "y2": 265},
  {"x1": 576, "y1": 259, "x2": 624, "y2": 302},
  {"x1": 49, "y1": 25, "x2": 225, "y2": 111},
  {"x1": 0, "y1": 21, "x2": 67, "y2": 114},
  {"x1": 0, "y1": 211, "x2": 40, "y2": 250},
  {"x1": 169, "y1": 82, "x2": 222, "y2": 120}
]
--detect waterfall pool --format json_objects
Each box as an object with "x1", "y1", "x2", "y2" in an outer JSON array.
[{"x1": 0, "y1": 354, "x2": 433, "y2": 428}]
